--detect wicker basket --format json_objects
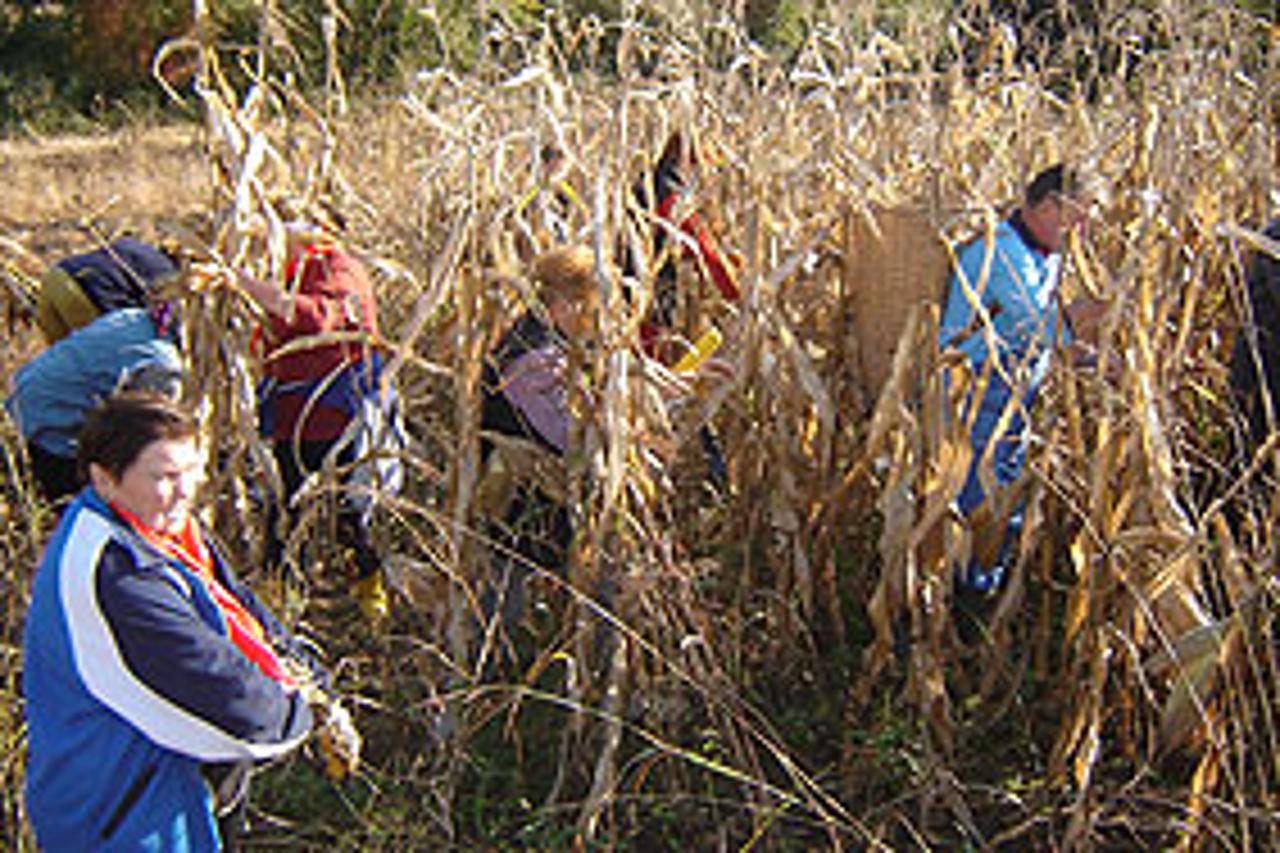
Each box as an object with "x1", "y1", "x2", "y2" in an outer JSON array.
[{"x1": 843, "y1": 205, "x2": 951, "y2": 395}]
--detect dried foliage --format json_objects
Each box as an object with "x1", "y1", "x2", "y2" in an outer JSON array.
[{"x1": 4, "y1": 0, "x2": 1280, "y2": 849}]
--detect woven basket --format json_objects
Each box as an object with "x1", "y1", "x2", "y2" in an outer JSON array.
[{"x1": 843, "y1": 205, "x2": 951, "y2": 395}]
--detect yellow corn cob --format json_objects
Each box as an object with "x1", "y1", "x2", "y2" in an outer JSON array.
[{"x1": 673, "y1": 327, "x2": 723, "y2": 375}]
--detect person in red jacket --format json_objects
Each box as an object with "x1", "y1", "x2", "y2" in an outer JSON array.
[
  {"x1": 636, "y1": 129, "x2": 740, "y2": 360},
  {"x1": 237, "y1": 221, "x2": 395, "y2": 622},
  {"x1": 634, "y1": 130, "x2": 739, "y2": 488}
]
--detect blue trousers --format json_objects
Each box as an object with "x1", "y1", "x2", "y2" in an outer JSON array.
[{"x1": 955, "y1": 378, "x2": 1034, "y2": 591}]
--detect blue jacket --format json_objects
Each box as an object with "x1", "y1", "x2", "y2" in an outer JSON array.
[
  {"x1": 939, "y1": 217, "x2": 1069, "y2": 395},
  {"x1": 6, "y1": 308, "x2": 181, "y2": 458},
  {"x1": 939, "y1": 217, "x2": 1071, "y2": 517},
  {"x1": 23, "y1": 489, "x2": 312, "y2": 852}
]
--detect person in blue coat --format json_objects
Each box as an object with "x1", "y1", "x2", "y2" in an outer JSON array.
[
  {"x1": 939, "y1": 163, "x2": 1099, "y2": 591},
  {"x1": 6, "y1": 304, "x2": 183, "y2": 501},
  {"x1": 1229, "y1": 218, "x2": 1280, "y2": 451},
  {"x1": 23, "y1": 393, "x2": 319, "y2": 851}
]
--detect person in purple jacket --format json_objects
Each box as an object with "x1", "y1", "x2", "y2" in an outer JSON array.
[{"x1": 479, "y1": 246, "x2": 599, "y2": 631}]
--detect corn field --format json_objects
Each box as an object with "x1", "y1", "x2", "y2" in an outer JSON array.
[{"x1": 3, "y1": 0, "x2": 1280, "y2": 848}]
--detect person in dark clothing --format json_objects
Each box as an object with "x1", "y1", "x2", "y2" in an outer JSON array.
[
  {"x1": 1229, "y1": 218, "x2": 1280, "y2": 451},
  {"x1": 632, "y1": 130, "x2": 739, "y2": 488},
  {"x1": 633, "y1": 130, "x2": 740, "y2": 360},
  {"x1": 35, "y1": 237, "x2": 180, "y2": 344},
  {"x1": 10, "y1": 240, "x2": 184, "y2": 503}
]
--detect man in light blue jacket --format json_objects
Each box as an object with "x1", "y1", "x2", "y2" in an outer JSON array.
[{"x1": 939, "y1": 163, "x2": 1095, "y2": 591}]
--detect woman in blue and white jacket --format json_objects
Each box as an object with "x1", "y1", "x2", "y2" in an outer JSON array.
[{"x1": 23, "y1": 393, "x2": 316, "y2": 851}]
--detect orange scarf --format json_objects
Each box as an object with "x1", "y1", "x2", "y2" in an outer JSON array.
[{"x1": 112, "y1": 503, "x2": 295, "y2": 688}]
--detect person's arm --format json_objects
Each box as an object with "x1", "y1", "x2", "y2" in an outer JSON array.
[
  {"x1": 656, "y1": 192, "x2": 740, "y2": 302},
  {"x1": 1063, "y1": 295, "x2": 1111, "y2": 370},
  {"x1": 281, "y1": 252, "x2": 375, "y2": 337},
  {"x1": 684, "y1": 210, "x2": 740, "y2": 301},
  {"x1": 207, "y1": 538, "x2": 356, "y2": 780},
  {"x1": 209, "y1": 546, "x2": 331, "y2": 687},
  {"x1": 238, "y1": 251, "x2": 373, "y2": 333},
  {"x1": 1064, "y1": 297, "x2": 1104, "y2": 347},
  {"x1": 66, "y1": 539, "x2": 312, "y2": 763},
  {"x1": 939, "y1": 240, "x2": 1001, "y2": 359},
  {"x1": 236, "y1": 267, "x2": 297, "y2": 323}
]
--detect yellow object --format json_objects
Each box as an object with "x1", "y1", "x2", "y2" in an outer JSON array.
[
  {"x1": 515, "y1": 179, "x2": 588, "y2": 218},
  {"x1": 35, "y1": 267, "x2": 99, "y2": 344},
  {"x1": 673, "y1": 327, "x2": 723, "y2": 374},
  {"x1": 351, "y1": 572, "x2": 390, "y2": 623}
]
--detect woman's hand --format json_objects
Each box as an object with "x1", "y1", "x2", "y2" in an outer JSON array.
[
  {"x1": 696, "y1": 356, "x2": 735, "y2": 383},
  {"x1": 313, "y1": 697, "x2": 361, "y2": 781}
]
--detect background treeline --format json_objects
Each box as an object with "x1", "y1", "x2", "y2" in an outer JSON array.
[
  {"x1": 0, "y1": 0, "x2": 776, "y2": 132},
  {"x1": 16, "y1": 0, "x2": 1279, "y2": 135}
]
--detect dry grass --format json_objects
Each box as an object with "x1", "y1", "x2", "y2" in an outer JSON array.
[
  {"x1": 3, "y1": 0, "x2": 1280, "y2": 848},
  {"x1": 0, "y1": 124, "x2": 209, "y2": 259}
]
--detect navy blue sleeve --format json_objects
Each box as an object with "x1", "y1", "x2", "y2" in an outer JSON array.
[{"x1": 93, "y1": 541, "x2": 312, "y2": 760}]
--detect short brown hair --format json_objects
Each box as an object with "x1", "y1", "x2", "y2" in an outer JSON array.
[
  {"x1": 77, "y1": 392, "x2": 198, "y2": 482},
  {"x1": 532, "y1": 245, "x2": 598, "y2": 304}
]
